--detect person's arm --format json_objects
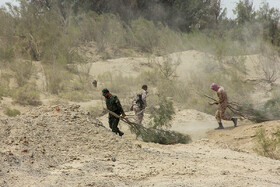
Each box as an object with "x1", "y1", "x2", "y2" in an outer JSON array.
[
  {"x1": 115, "y1": 96, "x2": 126, "y2": 116},
  {"x1": 217, "y1": 91, "x2": 225, "y2": 104},
  {"x1": 130, "y1": 95, "x2": 137, "y2": 111},
  {"x1": 142, "y1": 91, "x2": 147, "y2": 107},
  {"x1": 208, "y1": 102, "x2": 218, "y2": 105}
]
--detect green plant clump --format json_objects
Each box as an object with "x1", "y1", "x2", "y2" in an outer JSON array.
[
  {"x1": 254, "y1": 128, "x2": 280, "y2": 160},
  {"x1": 5, "y1": 108, "x2": 21, "y2": 117},
  {"x1": 12, "y1": 84, "x2": 42, "y2": 106}
]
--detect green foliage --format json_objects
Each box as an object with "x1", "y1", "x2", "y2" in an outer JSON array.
[
  {"x1": 128, "y1": 116, "x2": 192, "y2": 144},
  {"x1": 0, "y1": 84, "x2": 9, "y2": 98},
  {"x1": 0, "y1": 46, "x2": 14, "y2": 63},
  {"x1": 5, "y1": 108, "x2": 21, "y2": 117},
  {"x1": 254, "y1": 128, "x2": 280, "y2": 160},
  {"x1": 0, "y1": 8, "x2": 15, "y2": 63},
  {"x1": 10, "y1": 60, "x2": 33, "y2": 87},
  {"x1": 264, "y1": 96, "x2": 280, "y2": 120},
  {"x1": 256, "y1": 2, "x2": 280, "y2": 46},
  {"x1": 149, "y1": 96, "x2": 175, "y2": 129},
  {"x1": 139, "y1": 127, "x2": 192, "y2": 145},
  {"x1": 131, "y1": 18, "x2": 161, "y2": 53},
  {"x1": 44, "y1": 65, "x2": 72, "y2": 95},
  {"x1": 79, "y1": 12, "x2": 128, "y2": 53},
  {"x1": 233, "y1": 0, "x2": 256, "y2": 25},
  {"x1": 12, "y1": 84, "x2": 42, "y2": 106}
]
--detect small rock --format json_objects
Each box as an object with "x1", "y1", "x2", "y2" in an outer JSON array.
[
  {"x1": 6, "y1": 151, "x2": 13, "y2": 156},
  {"x1": 111, "y1": 157, "x2": 116, "y2": 162},
  {"x1": 22, "y1": 148, "x2": 28, "y2": 153},
  {"x1": 41, "y1": 148, "x2": 45, "y2": 154},
  {"x1": 221, "y1": 170, "x2": 230, "y2": 175}
]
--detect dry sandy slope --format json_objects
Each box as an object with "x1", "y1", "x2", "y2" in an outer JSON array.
[
  {"x1": 88, "y1": 50, "x2": 268, "y2": 81},
  {"x1": 88, "y1": 50, "x2": 207, "y2": 82},
  {"x1": 1, "y1": 105, "x2": 280, "y2": 187},
  {"x1": 208, "y1": 120, "x2": 280, "y2": 155}
]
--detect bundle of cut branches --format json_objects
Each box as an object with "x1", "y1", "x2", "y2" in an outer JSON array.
[
  {"x1": 204, "y1": 94, "x2": 270, "y2": 123},
  {"x1": 105, "y1": 109, "x2": 191, "y2": 144}
]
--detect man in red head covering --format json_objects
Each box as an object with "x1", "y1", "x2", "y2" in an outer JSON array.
[{"x1": 210, "y1": 83, "x2": 237, "y2": 130}]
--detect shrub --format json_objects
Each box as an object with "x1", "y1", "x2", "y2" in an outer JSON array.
[
  {"x1": 139, "y1": 127, "x2": 192, "y2": 144},
  {"x1": 5, "y1": 108, "x2": 20, "y2": 117},
  {"x1": 149, "y1": 96, "x2": 175, "y2": 129},
  {"x1": 254, "y1": 128, "x2": 280, "y2": 160},
  {"x1": 10, "y1": 60, "x2": 33, "y2": 87},
  {"x1": 0, "y1": 85, "x2": 7, "y2": 98},
  {"x1": 131, "y1": 18, "x2": 161, "y2": 53},
  {"x1": 12, "y1": 84, "x2": 41, "y2": 106},
  {"x1": 0, "y1": 46, "x2": 14, "y2": 63},
  {"x1": 44, "y1": 65, "x2": 71, "y2": 95},
  {"x1": 264, "y1": 97, "x2": 280, "y2": 120}
]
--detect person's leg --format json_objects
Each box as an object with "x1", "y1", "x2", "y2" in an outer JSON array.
[
  {"x1": 138, "y1": 111, "x2": 144, "y2": 124},
  {"x1": 109, "y1": 114, "x2": 113, "y2": 130},
  {"x1": 220, "y1": 108, "x2": 231, "y2": 121},
  {"x1": 111, "y1": 116, "x2": 124, "y2": 136},
  {"x1": 133, "y1": 106, "x2": 142, "y2": 124},
  {"x1": 215, "y1": 110, "x2": 224, "y2": 129},
  {"x1": 111, "y1": 116, "x2": 120, "y2": 133},
  {"x1": 220, "y1": 106, "x2": 237, "y2": 127}
]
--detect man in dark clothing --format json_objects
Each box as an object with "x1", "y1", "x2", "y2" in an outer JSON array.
[{"x1": 102, "y1": 88, "x2": 126, "y2": 136}]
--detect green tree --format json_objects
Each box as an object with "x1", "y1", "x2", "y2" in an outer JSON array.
[
  {"x1": 256, "y1": 2, "x2": 280, "y2": 46},
  {"x1": 149, "y1": 96, "x2": 175, "y2": 129},
  {"x1": 233, "y1": 0, "x2": 256, "y2": 25}
]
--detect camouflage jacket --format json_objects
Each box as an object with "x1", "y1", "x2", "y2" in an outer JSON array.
[
  {"x1": 105, "y1": 95, "x2": 124, "y2": 114},
  {"x1": 217, "y1": 87, "x2": 228, "y2": 106},
  {"x1": 132, "y1": 90, "x2": 148, "y2": 109}
]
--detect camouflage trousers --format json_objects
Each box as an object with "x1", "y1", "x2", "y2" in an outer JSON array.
[
  {"x1": 108, "y1": 114, "x2": 121, "y2": 134},
  {"x1": 133, "y1": 105, "x2": 144, "y2": 124},
  {"x1": 215, "y1": 104, "x2": 231, "y2": 123}
]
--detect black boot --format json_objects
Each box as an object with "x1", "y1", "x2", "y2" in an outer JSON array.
[
  {"x1": 118, "y1": 131, "x2": 124, "y2": 137},
  {"x1": 231, "y1": 118, "x2": 237, "y2": 127},
  {"x1": 215, "y1": 122, "x2": 224, "y2": 130}
]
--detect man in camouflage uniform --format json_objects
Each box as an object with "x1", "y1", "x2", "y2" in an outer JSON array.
[
  {"x1": 209, "y1": 83, "x2": 237, "y2": 130},
  {"x1": 130, "y1": 85, "x2": 148, "y2": 124},
  {"x1": 102, "y1": 88, "x2": 126, "y2": 136}
]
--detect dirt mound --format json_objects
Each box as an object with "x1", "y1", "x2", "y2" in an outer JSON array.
[
  {"x1": 1, "y1": 104, "x2": 280, "y2": 186},
  {"x1": 207, "y1": 120, "x2": 280, "y2": 154},
  {"x1": 0, "y1": 104, "x2": 146, "y2": 186}
]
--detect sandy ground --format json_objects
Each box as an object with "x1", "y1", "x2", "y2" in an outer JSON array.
[
  {"x1": 89, "y1": 50, "x2": 207, "y2": 81},
  {"x1": 1, "y1": 105, "x2": 280, "y2": 187}
]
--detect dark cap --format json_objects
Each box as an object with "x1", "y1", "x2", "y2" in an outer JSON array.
[
  {"x1": 102, "y1": 88, "x2": 109, "y2": 96},
  {"x1": 142, "y1": 85, "x2": 147, "y2": 89}
]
